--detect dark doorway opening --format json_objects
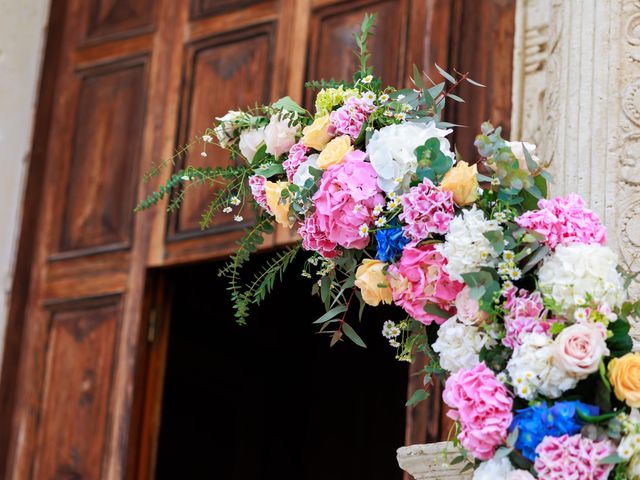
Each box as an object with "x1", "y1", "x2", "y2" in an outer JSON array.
[{"x1": 154, "y1": 252, "x2": 408, "y2": 480}]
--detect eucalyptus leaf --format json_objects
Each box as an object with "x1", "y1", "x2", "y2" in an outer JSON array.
[
  {"x1": 313, "y1": 306, "x2": 348, "y2": 324},
  {"x1": 406, "y1": 388, "x2": 429, "y2": 407}
]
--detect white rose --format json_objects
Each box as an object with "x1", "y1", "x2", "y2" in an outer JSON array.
[
  {"x1": 553, "y1": 323, "x2": 610, "y2": 379},
  {"x1": 239, "y1": 127, "x2": 265, "y2": 163},
  {"x1": 505, "y1": 140, "x2": 541, "y2": 171},
  {"x1": 433, "y1": 317, "x2": 495, "y2": 373},
  {"x1": 366, "y1": 122, "x2": 454, "y2": 193},
  {"x1": 264, "y1": 114, "x2": 298, "y2": 158},
  {"x1": 538, "y1": 244, "x2": 626, "y2": 316},
  {"x1": 292, "y1": 154, "x2": 319, "y2": 187}
]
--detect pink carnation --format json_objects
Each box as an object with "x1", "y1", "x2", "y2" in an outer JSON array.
[
  {"x1": 387, "y1": 244, "x2": 463, "y2": 325},
  {"x1": 298, "y1": 212, "x2": 338, "y2": 259},
  {"x1": 330, "y1": 96, "x2": 374, "y2": 139},
  {"x1": 515, "y1": 194, "x2": 607, "y2": 250},
  {"x1": 534, "y1": 434, "x2": 615, "y2": 480},
  {"x1": 283, "y1": 141, "x2": 309, "y2": 181},
  {"x1": 248, "y1": 175, "x2": 270, "y2": 212},
  {"x1": 313, "y1": 151, "x2": 383, "y2": 249},
  {"x1": 502, "y1": 288, "x2": 550, "y2": 349},
  {"x1": 443, "y1": 362, "x2": 513, "y2": 460},
  {"x1": 399, "y1": 179, "x2": 455, "y2": 241}
]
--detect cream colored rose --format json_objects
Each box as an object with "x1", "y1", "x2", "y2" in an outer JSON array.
[
  {"x1": 505, "y1": 141, "x2": 541, "y2": 171},
  {"x1": 301, "y1": 115, "x2": 333, "y2": 151},
  {"x1": 439, "y1": 161, "x2": 479, "y2": 206},
  {"x1": 454, "y1": 286, "x2": 488, "y2": 326},
  {"x1": 316, "y1": 135, "x2": 353, "y2": 169},
  {"x1": 239, "y1": 127, "x2": 265, "y2": 163},
  {"x1": 264, "y1": 181, "x2": 293, "y2": 228},
  {"x1": 354, "y1": 259, "x2": 392, "y2": 307},
  {"x1": 609, "y1": 352, "x2": 640, "y2": 408},
  {"x1": 264, "y1": 114, "x2": 298, "y2": 158},
  {"x1": 553, "y1": 323, "x2": 609, "y2": 378}
]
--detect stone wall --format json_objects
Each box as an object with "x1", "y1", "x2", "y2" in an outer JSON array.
[
  {"x1": 0, "y1": 0, "x2": 51, "y2": 366},
  {"x1": 511, "y1": 0, "x2": 640, "y2": 347}
]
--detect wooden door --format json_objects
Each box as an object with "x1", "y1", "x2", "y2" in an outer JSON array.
[{"x1": 0, "y1": 1, "x2": 515, "y2": 479}]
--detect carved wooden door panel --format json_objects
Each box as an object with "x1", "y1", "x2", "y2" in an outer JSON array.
[{"x1": 0, "y1": 0, "x2": 514, "y2": 478}]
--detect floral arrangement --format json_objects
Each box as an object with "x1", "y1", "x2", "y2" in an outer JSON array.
[{"x1": 138, "y1": 15, "x2": 640, "y2": 480}]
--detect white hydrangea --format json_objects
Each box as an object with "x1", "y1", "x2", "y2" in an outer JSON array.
[
  {"x1": 433, "y1": 317, "x2": 495, "y2": 373},
  {"x1": 538, "y1": 244, "x2": 626, "y2": 316},
  {"x1": 506, "y1": 333, "x2": 578, "y2": 400},
  {"x1": 473, "y1": 457, "x2": 514, "y2": 480},
  {"x1": 366, "y1": 122, "x2": 454, "y2": 193},
  {"x1": 437, "y1": 207, "x2": 501, "y2": 282}
]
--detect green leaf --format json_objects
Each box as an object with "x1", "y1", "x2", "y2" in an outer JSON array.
[
  {"x1": 521, "y1": 246, "x2": 550, "y2": 273},
  {"x1": 521, "y1": 142, "x2": 538, "y2": 172},
  {"x1": 599, "y1": 359, "x2": 612, "y2": 392},
  {"x1": 412, "y1": 64, "x2": 425, "y2": 89},
  {"x1": 342, "y1": 322, "x2": 367, "y2": 348},
  {"x1": 255, "y1": 163, "x2": 284, "y2": 178},
  {"x1": 272, "y1": 96, "x2": 306, "y2": 114},
  {"x1": 600, "y1": 453, "x2": 625, "y2": 465},
  {"x1": 435, "y1": 63, "x2": 456, "y2": 83},
  {"x1": 459, "y1": 463, "x2": 475, "y2": 474},
  {"x1": 493, "y1": 447, "x2": 513, "y2": 460},
  {"x1": 313, "y1": 306, "x2": 348, "y2": 324},
  {"x1": 466, "y1": 77, "x2": 486, "y2": 87},
  {"x1": 447, "y1": 93, "x2": 465, "y2": 103},
  {"x1": 608, "y1": 318, "x2": 633, "y2": 357},
  {"x1": 484, "y1": 230, "x2": 505, "y2": 255},
  {"x1": 405, "y1": 388, "x2": 429, "y2": 407},
  {"x1": 424, "y1": 303, "x2": 451, "y2": 319}
]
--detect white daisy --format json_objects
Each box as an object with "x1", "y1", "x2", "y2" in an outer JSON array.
[{"x1": 358, "y1": 224, "x2": 370, "y2": 237}]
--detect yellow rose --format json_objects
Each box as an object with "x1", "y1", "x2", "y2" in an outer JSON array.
[
  {"x1": 265, "y1": 181, "x2": 293, "y2": 228},
  {"x1": 301, "y1": 115, "x2": 333, "y2": 151},
  {"x1": 354, "y1": 259, "x2": 392, "y2": 307},
  {"x1": 608, "y1": 352, "x2": 640, "y2": 407},
  {"x1": 439, "y1": 161, "x2": 479, "y2": 206},
  {"x1": 316, "y1": 135, "x2": 353, "y2": 169}
]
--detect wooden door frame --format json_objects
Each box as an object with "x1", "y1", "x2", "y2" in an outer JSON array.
[{"x1": 0, "y1": 0, "x2": 516, "y2": 477}]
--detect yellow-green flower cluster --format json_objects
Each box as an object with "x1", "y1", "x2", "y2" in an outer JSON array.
[{"x1": 314, "y1": 86, "x2": 358, "y2": 116}]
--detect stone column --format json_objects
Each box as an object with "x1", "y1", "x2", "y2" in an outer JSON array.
[{"x1": 511, "y1": 0, "x2": 640, "y2": 346}]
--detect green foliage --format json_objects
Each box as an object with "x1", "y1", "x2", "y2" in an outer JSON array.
[
  {"x1": 354, "y1": 13, "x2": 377, "y2": 76},
  {"x1": 479, "y1": 343, "x2": 512, "y2": 373},
  {"x1": 415, "y1": 137, "x2": 453, "y2": 183},
  {"x1": 607, "y1": 317, "x2": 633, "y2": 358},
  {"x1": 461, "y1": 269, "x2": 500, "y2": 313},
  {"x1": 135, "y1": 171, "x2": 187, "y2": 212},
  {"x1": 218, "y1": 214, "x2": 276, "y2": 324}
]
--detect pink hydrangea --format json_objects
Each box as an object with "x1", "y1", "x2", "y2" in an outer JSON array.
[
  {"x1": 283, "y1": 141, "x2": 309, "y2": 181},
  {"x1": 515, "y1": 194, "x2": 607, "y2": 250},
  {"x1": 248, "y1": 175, "x2": 270, "y2": 212},
  {"x1": 330, "y1": 96, "x2": 374, "y2": 139},
  {"x1": 387, "y1": 244, "x2": 463, "y2": 325},
  {"x1": 443, "y1": 362, "x2": 513, "y2": 460},
  {"x1": 298, "y1": 212, "x2": 338, "y2": 259},
  {"x1": 534, "y1": 434, "x2": 615, "y2": 480},
  {"x1": 313, "y1": 150, "x2": 383, "y2": 249},
  {"x1": 502, "y1": 288, "x2": 550, "y2": 349},
  {"x1": 399, "y1": 179, "x2": 455, "y2": 241}
]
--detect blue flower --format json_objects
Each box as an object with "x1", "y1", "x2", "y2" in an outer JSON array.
[
  {"x1": 375, "y1": 226, "x2": 410, "y2": 263},
  {"x1": 509, "y1": 401, "x2": 599, "y2": 461}
]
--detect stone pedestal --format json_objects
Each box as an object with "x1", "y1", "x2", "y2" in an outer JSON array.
[
  {"x1": 396, "y1": 442, "x2": 472, "y2": 480},
  {"x1": 511, "y1": 0, "x2": 640, "y2": 347}
]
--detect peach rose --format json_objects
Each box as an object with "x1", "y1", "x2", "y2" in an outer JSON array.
[
  {"x1": 608, "y1": 352, "x2": 640, "y2": 408},
  {"x1": 264, "y1": 181, "x2": 293, "y2": 228},
  {"x1": 553, "y1": 323, "x2": 610, "y2": 378},
  {"x1": 301, "y1": 115, "x2": 333, "y2": 151},
  {"x1": 440, "y1": 161, "x2": 479, "y2": 206},
  {"x1": 354, "y1": 259, "x2": 392, "y2": 307},
  {"x1": 316, "y1": 135, "x2": 353, "y2": 169}
]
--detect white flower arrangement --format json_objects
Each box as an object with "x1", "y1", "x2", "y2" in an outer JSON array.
[{"x1": 433, "y1": 317, "x2": 495, "y2": 373}]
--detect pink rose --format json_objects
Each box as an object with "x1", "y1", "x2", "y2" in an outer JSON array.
[
  {"x1": 553, "y1": 323, "x2": 610, "y2": 378},
  {"x1": 443, "y1": 362, "x2": 513, "y2": 460},
  {"x1": 387, "y1": 244, "x2": 463, "y2": 325},
  {"x1": 313, "y1": 152, "x2": 383, "y2": 249},
  {"x1": 454, "y1": 286, "x2": 488, "y2": 326}
]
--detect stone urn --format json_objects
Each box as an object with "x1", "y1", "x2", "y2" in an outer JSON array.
[{"x1": 397, "y1": 442, "x2": 473, "y2": 480}]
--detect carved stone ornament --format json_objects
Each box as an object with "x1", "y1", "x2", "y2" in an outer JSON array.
[{"x1": 396, "y1": 442, "x2": 472, "y2": 480}]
